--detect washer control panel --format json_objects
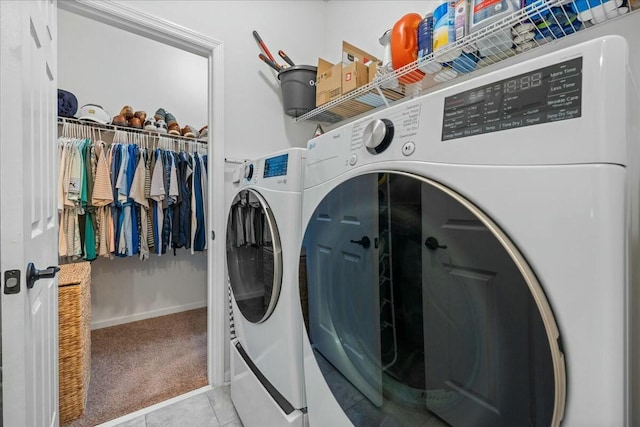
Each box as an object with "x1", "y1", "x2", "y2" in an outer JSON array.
[
  {"x1": 306, "y1": 36, "x2": 622, "y2": 188},
  {"x1": 363, "y1": 119, "x2": 395, "y2": 154}
]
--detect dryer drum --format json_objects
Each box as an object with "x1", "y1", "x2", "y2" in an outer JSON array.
[{"x1": 301, "y1": 171, "x2": 565, "y2": 427}]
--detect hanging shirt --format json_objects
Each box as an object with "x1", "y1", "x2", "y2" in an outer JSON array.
[
  {"x1": 192, "y1": 152, "x2": 206, "y2": 252},
  {"x1": 67, "y1": 143, "x2": 82, "y2": 203},
  {"x1": 82, "y1": 140, "x2": 97, "y2": 261},
  {"x1": 145, "y1": 150, "x2": 155, "y2": 253},
  {"x1": 92, "y1": 142, "x2": 114, "y2": 258},
  {"x1": 173, "y1": 152, "x2": 192, "y2": 250},
  {"x1": 160, "y1": 150, "x2": 174, "y2": 254},
  {"x1": 126, "y1": 143, "x2": 139, "y2": 256},
  {"x1": 199, "y1": 154, "x2": 208, "y2": 251},
  {"x1": 110, "y1": 144, "x2": 124, "y2": 255},
  {"x1": 58, "y1": 140, "x2": 69, "y2": 256},
  {"x1": 131, "y1": 149, "x2": 150, "y2": 260},
  {"x1": 150, "y1": 148, "x2": 166, "y2": 255}
]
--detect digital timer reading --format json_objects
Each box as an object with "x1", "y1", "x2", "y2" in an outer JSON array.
[{"x1": 503, "y1": 72, "x2": 543, "y2": 93}]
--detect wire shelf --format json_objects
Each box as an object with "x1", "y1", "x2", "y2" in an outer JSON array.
[
  {"x1": 296, "y1": 0, "x2": 635, "y2": 124},
  {"x1": 57, "y1": 116, "x2": 209, "y2": 144}
]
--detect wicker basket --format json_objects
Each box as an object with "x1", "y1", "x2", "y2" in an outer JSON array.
[{"x1": 58, "y1": 262, "x2": 91, "y2": 424}]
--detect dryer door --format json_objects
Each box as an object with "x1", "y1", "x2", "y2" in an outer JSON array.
[
  {"x1": 227, "y1": 189, "x2": 282, "y2": 323},
  {"x1": 300, "y1": 171, "x2": 565, "y2": 427},
  {"x1": 304, "y1": 173, "x2": 383, "y2": 407}
]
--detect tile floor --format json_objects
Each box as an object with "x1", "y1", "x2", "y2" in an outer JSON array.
[
  {"x1": 110, "y1": 354, "x2": 449, "y2": 427},
  {"x1": 111, "y1": 386, "x2": 243, "y2": 427}
]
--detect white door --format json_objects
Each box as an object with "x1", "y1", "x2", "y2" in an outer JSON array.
[
  {"x1": 306, "y1": 173, "x2": 382, "y2": 406},
  {"x1": 421, "y1": 181, "x2": 531, "y2": 426},
  {"x1": 0, "y1": 1, "x2": 59, "y2": 426}
]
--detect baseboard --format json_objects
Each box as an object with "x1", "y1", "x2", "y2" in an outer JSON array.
[{"x1": 91, "y1": 301, "x2": 207, "y2": 330}]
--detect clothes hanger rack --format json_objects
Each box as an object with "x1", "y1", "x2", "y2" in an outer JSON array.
[
  {"x1": 58, "y1": 116, "x2": 208, "y2": 145},
  {"x1": 224, "y1": 158, "x2": 248, "y2": 164}
]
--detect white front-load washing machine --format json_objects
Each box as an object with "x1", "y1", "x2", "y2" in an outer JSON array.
[
  {"x1": 226, "y1": 148, "x2": 306, "y2": 426},
  {"x1": 298, "y1": 35, "x2": 638, "y2": 426}
]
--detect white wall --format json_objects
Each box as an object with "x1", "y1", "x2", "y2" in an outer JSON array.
[
  {"x1": 58, "y1": 9, "x2": 208, "y2": 130},
  {"x1": 112, "y1": 0, "x2": 326, "y2": 160},
  {"x1": 324, "y1": 1, "x2": 440, "y2": 62},
  {"x1": 90, "y1": 251, "x2": 207, "y2": 329}
]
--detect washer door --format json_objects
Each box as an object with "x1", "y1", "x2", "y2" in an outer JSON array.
[
  {"x1": 227, "y1": 189, "x2": 283, "y2": 324},
  {"x1": 300, "y1": 172, "x2": 565, "y2": 427}
]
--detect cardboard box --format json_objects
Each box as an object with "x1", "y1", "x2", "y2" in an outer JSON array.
[
  {"x1": 342, "y1": 41, "x2": 377, "y2": 66},
  {"x1": 342, "y1": 61, "x2": 369, "y2": 94},
  {"x1": 341, "y1": 42, "x2": 379, "y2": 95},
  {"x1": 316, "y1": 58, "x2": 342, "y2": 106},
  {"x1": 316, "y1": 42, "x2": 380, "y2": 106},
  {"x1": 368, "y1": 61, "x2": 380, "y2": 84}
]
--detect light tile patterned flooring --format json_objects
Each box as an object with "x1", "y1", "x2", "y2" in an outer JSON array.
[{"x1": 111, "y1": 386, "x2": 243, "y2": 427}]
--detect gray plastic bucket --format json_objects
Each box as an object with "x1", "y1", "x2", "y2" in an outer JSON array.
[{"x1": 278, "y1": 65, "x2": 317, "y2": 118}]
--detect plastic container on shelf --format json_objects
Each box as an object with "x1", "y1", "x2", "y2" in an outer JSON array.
[
  {"x1": 570, "y1": 0, "x2": 623, "y2": 23},
  {"x1": 534, "y1": 5, "x2": 582, "y2": 40},
  {"x1": 391, "y1": 13, "x2": 425, "y2": 84},
  {"x1": 455, "y1": 0, "x2": 471, "y2": 40},
  {"x1": 433, "y1": 67, "x2": 459, "y2": 82},
  {"x1": 418, "y1": 12, "x2": 443, "y2": 74},
  {"x1": 418, "y1": 11, "x2": 434, "y2": 58},
  {"x1": 450, "y1": 51, "x2": 480, "y2": 72},
  {"x1": 456, "y1": 0, "x2": 480, "y2": 53},
  {"x1": 522, "y1": 0, "x2": 552, "y2": 22},
  {"x1": 378, "y1": 29, "x2": 401, "y2": 89},
  {"x1": 470, "y1": 0, "x2": 521, "y2": 56},
  {"x1": 434, "y1": 0, "x2": 462, "y2": 62}
]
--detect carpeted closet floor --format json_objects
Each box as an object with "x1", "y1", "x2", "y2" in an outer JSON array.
[{"x1": 64, "y1": 308, "x2": 208, "y2": 427}]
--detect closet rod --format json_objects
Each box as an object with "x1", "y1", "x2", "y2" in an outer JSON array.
[
  {"x1": 225, "y1": 158, "x2": 249, "y2": 164},
  {"x1": 57, "y1": 116, "x2": 208, "y2": 145}
]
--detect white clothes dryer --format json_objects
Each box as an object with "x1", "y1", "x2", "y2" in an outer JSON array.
[
  {"x1": 298, "y1": 35, "x2": 638, "y2": 426},
  {"x1": 226, "y1": 148, "x2": 307, "y2": 427}
]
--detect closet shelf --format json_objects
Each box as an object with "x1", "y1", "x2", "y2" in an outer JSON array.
[
  {"x1": 57, "y1": 116, "x2": 209, "y2": 144},
  {"x1": 296, "y1": 0, "x2": 634, "y2": 124}
]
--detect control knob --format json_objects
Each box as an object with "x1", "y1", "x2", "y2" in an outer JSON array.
[
  {"x1": 244, "y1": 163, "x2": 254, "y2": 181},
  {"x1": 363, "y1": 118, "x2": 394, "y2": 154}
]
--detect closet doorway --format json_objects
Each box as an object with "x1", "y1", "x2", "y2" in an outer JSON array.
[{"x1": 56, "y1": 1, "x2": 225, "y2": 425}]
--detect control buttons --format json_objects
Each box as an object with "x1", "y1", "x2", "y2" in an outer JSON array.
[
  {"x1": 349, "y1": 153, "x2": 358, "y2": 166},
  {"x1": 363, "y1": 118, "x2": 394, "y2": 154},
  {"x1": 402, "y1": 141, "x2": 416, "y2": 156},
  {"x1": 244, "y1": 163, "x2": 254, "y2": 181}
]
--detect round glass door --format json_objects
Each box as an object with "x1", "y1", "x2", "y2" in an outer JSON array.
[
  {"x1": 299, "y1": 172, "x2": 565, "y2": 427},
  {"x1": 227, "y1": 189, "x2": 282, "y2": 323}
]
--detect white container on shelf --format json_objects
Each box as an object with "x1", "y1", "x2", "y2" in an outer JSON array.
[
  {"x1": 434, "y1": 0, "x2": 462, "y2": 62},
  {"x1": 470, "y1": 0, "x2": 520, "y2": 56}
]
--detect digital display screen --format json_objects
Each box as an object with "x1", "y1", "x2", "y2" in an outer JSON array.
[
  {"x1": 442, "y1": 57, "x2": 582, "y2": 140},
  {"x1": 263, "y1": 153, "x2": 289, "y2": 178}
]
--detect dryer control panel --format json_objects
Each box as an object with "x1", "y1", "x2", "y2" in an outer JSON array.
[
  {"x1": 239, "y1": 147, "x2": 305, "y2": 192},
  {"x1": 441, "y1": 57, "x2": 583, "y2": 141}
]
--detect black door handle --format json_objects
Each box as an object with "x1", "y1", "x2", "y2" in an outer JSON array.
[
  {"x1": 26, "y1": 263, "x2": 60, "y2": 289},
  {"x1": 350, "y1": 236, "x2": 371, "y2": 249},
  {"x1": 425, "y1": 237, "x2": 447, "y2": 250}
]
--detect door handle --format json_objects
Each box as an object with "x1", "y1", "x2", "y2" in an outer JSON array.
[
  {"x1": 26, "y1": 263, "x2": 60, "y2": 289},
  {"x1": 350, "y1": 236, "x2": 371, "y2": 249},
  {"x1": 425, "y1": 237, "x2": 447, "y2": 250}
]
